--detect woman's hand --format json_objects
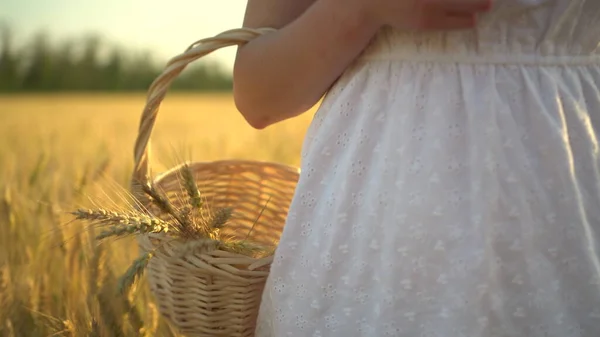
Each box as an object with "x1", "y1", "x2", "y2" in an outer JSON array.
[{"x1": 357, "y1": 0, "x2": 493, "y2": 31}]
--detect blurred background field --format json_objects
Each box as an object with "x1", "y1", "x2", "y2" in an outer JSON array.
[
  {"x1": 0, "y1": 2, "x2": 316, "y2": 335},
  {"x1": 0, "y1": 93, "x2": 314, "y2": 336}
]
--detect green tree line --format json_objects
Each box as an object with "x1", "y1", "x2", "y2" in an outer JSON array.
[{"x1": 0, "y1": 24, "x2": 233, "y2": 93}]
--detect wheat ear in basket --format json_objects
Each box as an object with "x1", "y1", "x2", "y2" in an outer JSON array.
[{"x1": 131, "y1": 27, "x2": 299, "y2": 337}]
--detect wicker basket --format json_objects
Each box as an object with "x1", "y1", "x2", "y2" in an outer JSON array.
[{"x1": 130, "y1": 27, "x2": 299, "y2": 336}]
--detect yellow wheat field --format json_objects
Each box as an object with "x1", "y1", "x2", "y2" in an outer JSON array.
[{"x1": 0, "y1": 93, "x2": 316, "y2": 337}]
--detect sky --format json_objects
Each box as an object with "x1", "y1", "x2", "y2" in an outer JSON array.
[{"x1": 1, "y1": 0, "x2": 248, "y2": 70}]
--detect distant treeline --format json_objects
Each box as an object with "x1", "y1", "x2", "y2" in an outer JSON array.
[{"x1": 0, "y1": 24, "x2": 233, "y2": 93}]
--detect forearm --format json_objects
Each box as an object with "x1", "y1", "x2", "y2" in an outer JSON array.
[{"x1": 233, "y1": 0, "x2": 379, "y2": 129}]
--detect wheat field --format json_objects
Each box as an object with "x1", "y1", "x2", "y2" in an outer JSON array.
[{"x1": 0, "y1": 93, "x2": 315, "y2": 337}]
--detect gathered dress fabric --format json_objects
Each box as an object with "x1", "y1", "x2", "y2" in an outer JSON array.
[{"x1": 255, "y1": 1, "x2": 600, "y2": 336}]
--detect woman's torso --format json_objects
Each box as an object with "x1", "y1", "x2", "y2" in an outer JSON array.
[{"x1": 256, "y1": 1, "x2": 600, "y2": 336}]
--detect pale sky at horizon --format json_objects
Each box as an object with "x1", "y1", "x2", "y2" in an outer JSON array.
[{"x1": 1, "y1": 0, "x2": 247, "y2": 70}]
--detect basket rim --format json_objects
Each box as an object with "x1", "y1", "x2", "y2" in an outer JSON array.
[
  {"x1": 151, "y1": 159, "x2": 301, "y2": 185},
  {"x1": 137, "y1": 233, "x2": 276, "y2": 282}
]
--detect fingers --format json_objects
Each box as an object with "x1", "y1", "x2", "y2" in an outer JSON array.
[
  {"x1": 415, "y1": 0, "x2": 491, "y2": 31},
  {"x1": 422, "y1": 0, "x2": 493, "y2": 13}
]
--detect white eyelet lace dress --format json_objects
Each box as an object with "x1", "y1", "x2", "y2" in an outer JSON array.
[{"x1": 255, "y1": 1, "x2": 600, "y2": 336}]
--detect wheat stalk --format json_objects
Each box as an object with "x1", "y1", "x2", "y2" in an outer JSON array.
[
  {"x1": 181, "y1": 164, "x2": 202, "y2": 209},
  {"x1": 72, "y1": 169, "x2": 274, "y2": 298},
  {"x1": 117, "y1": 252, "x2": 153, "y2": 295},
  {"x1": 209, "y1": 207, "x2": 233, "y2": 229},
  {"x1": 71, "y1": 209, "x2": 171, "y2": 240}
]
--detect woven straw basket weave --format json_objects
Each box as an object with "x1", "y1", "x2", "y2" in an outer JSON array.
[{"x1": 130, "y1": 27, "x2": 299, "y2": 337}]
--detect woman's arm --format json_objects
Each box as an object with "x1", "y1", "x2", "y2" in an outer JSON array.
[{"x1": 232, "y1": 0, "x2": 379, "y2": 129}]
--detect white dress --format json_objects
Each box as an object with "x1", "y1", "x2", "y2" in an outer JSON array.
[{"x1": 255, "y1": 1, "x2": 600, "y2": 336}]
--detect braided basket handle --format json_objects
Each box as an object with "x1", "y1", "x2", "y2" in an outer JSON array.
[{"x1": 131, "y1": 27, "x2": 276, "y2": 187}]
